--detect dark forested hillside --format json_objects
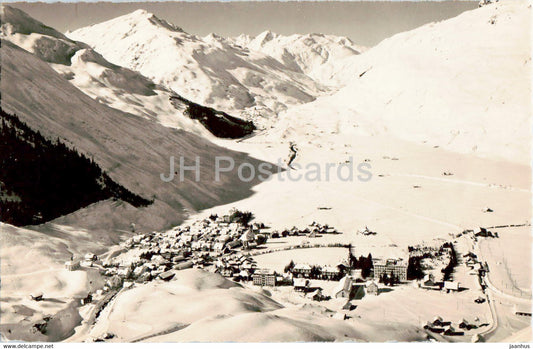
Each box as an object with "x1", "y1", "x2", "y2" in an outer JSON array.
[
  {"x1": 170, "y1": 95, "x2": 255, "y2": 139},
  {"x1": 0, "y1": 107, "x2": 152, "y2": 226}
]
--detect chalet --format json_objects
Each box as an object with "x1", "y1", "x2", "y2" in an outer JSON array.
[
  {"x1": 475, "y1": 227, "x2": 496, "y2": 238},
  {"x1": 293, "y1": 264, "x2": 312, "y2": 278},
  {"x1": 226, "y1": 240, "x2": 238, "y2": 249},
  {"x1": 160, "y1": 252, "x2": 173, "y2": 260},
  {"x1": 458, "y1": 319, "x2": 477, "y2": 330},
  {"x1": 310, "y1": 289, "x2": 326, "y2": 301},
  {"x1": 133, "y1": 265, "x2": 149, "y2": 277},
  {"x1": 151, "y1": 255, "x2": 169, "y2": 265},
  {"x1": 365, "y1": 280, "x2": 379, "y2": 295},
  {"x1": 432, "y1": 316, "x2": 451, "y2": 327},
  {"x1": 137, "y1": 273, "x2": 151, "y2": 283},
  {"x1": 444, "y1": 325, "x2": 464, "y2": 336},
  {"x1": 322, "y1": 266, "x2": 341, "y2": 280},
  {"x1": 216, "y1": 235, "x2": 231, "y2": 243},
  {"x1": 181, "y1": 235, "x2": 193, "y2": 244}
]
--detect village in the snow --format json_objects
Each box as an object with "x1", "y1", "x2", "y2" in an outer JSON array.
[{"x1": 52, "y1": 208, "x2": 526, "y2": 342}]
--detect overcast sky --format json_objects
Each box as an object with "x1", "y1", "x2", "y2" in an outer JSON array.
[{"x1": 6, "y1": 1, "x2": 477, "y2": 46}]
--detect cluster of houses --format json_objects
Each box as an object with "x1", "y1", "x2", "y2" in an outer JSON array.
[
  {"x1": 292, "y1": 275, "x2": 380, "y2": 303},
  {"x1": 418, "y1": 274, "x2": 461, "y2": 293},
  {"x1": 214, "y1": 253, "x2": 260, "y2": 281},
  {"x1": 464, "y1": 252, "x2": 486, "y2": 276},
  {"x1": 63, "y1": 212, "x2": 351, "y2": 296},
  {"x1": 61, "y1": 213, "x2": 276, "y2": 297},
  {"x1": 61, "y1": 213, "x2": 347, "y2": 300},
  {"x1": 472, "y1": 227, "x2": 499, "y2": 239},
  {"x1": 62, "y1": 211, "x2": 466, "y2": 314},
  {"x1": 422, "y1": 316, "x2": 472, "y2": 336},
  {"x1": 457, "y1": 227, "x2": 499, "y2": 239},
  {"x1": 290, "y1": 263, "x2": 344, "y2": 280},
  {"x1": 274, "y1": 222, "x2": 340, "y2": 238}
]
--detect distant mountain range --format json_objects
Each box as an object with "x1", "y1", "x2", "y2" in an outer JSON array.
[{"x1": 67, "y1": 10, "x2": 363, "y2": 127}]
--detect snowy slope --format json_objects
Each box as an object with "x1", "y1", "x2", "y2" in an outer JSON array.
[
  {"x1": 263, "y1": 0, "x2": 531, "y2": 164},
  {"x1": 0, "y1": 6, "x2": 211, "y2": 137},
  {"x1": 67, "y1": 10, "x2": 340, "y2": 127},
  {"x1": 1, "y1": 38, "x2": 268, "y2": 234},
  {"x1": 233, "y1": 31, "x2": 365, "y2": 87}
]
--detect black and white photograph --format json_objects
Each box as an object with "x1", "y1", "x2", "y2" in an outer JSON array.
[{"x1": 0, "y1": 0, "x2": 531, "y2": 344}]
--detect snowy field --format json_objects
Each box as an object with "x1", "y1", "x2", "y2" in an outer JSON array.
[
  {"x1": 253, "y1": 247, "x2": 348, "y2": 272},
  {"x1": 478, "y1": 226, "x2": 532, "y2": 298}
]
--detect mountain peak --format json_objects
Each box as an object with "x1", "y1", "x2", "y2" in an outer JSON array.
[
  {"x1": 255, "y1": 30, "x2": 277, "y2": 45},
  {"x1": 120, "y1": 9, "x2": 185, "y2": 33}
]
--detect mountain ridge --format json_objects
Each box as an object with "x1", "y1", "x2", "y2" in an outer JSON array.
[{"x1": 67, "y1": 10, "x2": 363, "y2": 127}]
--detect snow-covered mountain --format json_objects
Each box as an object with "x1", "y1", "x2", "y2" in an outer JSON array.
[
  {"x1": 1, "y1": 31, "x2": 268, "y2": 234},
  {"x1": 67, "y1": 10, "x2": 361, "y2": 127},
  {"x1": 259, "y1": 0, "x2": 531, "y2": 164},
  {"x1": 0, "y1": 6, "x2": 218, "y2": 137},
  {"x1": 232, "y1": 31, "x2": 365, "y2": 86}
]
